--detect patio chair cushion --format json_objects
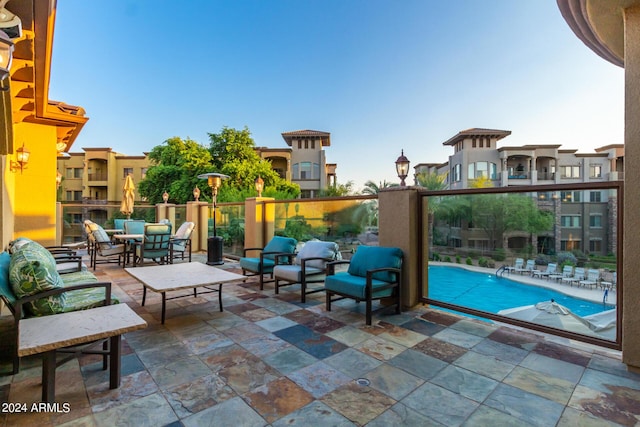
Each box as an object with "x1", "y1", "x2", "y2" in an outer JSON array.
[
  {"x1": 324, "y1": 272, "x2": 395, "y2": 299},
  {"x1": 124, "y1": 220, "x2": 145, "y2": 235},
  {"x1": 0, "y1": 251, "x2": 16, "y2": 305},
  {"x1": 347, "y1": 246, "x2": 403, "y2": 283},
  {"x1": 240, "y1": 257, "x2": 276, "y2": 273},
  {"x1": 171, "y1": 222, "x2": 195, "y2": 252},
  {"x1": 294, "y1": 240, "x2": 340, "y2": 269},
  {"x1": 9, "y1": 240, "x2": 66, "y2": 315},
  {"x1": 273, "y1": 265, "x2": 325, "y2": 282},
  {"x1": 262, "y1": 236, "x2": 297, "y2": 261}
]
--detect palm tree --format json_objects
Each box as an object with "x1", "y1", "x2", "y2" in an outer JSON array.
[{"x1": 361, "y1": 180, "x2": 398, "y2": 195}]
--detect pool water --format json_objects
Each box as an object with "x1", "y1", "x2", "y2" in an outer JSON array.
[{"x1": 428, "y1": 265, "x2": 614, "y2": 317}]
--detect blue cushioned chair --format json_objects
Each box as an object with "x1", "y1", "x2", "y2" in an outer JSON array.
[
  {"x1": 239, "y1": 236, "x2": 297, "y2": 290},
  {"x1": 325, "y1": 245, "x2": 403, "y2": 325},
  {"x1": 133, "y1": 223, "x2": 172, "y2": 266}
]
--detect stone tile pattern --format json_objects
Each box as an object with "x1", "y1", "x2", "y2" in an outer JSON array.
[{"x1": 1, "y1": 253, "x2": 639, "y2": 427}]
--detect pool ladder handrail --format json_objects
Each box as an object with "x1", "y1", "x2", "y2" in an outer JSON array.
[{"x1": 496, "y1": 265, "x2": 508, "y2": 277}]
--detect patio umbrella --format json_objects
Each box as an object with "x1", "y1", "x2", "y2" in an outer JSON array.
[
  {"x1": 120, "y1": 174, "x2": 135, "y2": 219},
  {"x1": 498, "y1": 299, "x2": 615, "y2": 340}
]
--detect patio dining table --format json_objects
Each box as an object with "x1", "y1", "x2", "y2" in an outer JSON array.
[{"x1": 112, "y1": 234, "x2": 143, "y2": 266}]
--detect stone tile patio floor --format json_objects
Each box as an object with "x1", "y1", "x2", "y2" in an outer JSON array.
[{"x1": 1, "y1": 252, "x2": 640, "y2": 426}]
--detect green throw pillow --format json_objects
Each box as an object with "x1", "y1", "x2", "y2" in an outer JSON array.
[{"x1": 9, "y1": 240, "x2": 66, "y2": 316}]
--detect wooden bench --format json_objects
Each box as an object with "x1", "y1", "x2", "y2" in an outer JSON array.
[{"x1": 18, "y1": 303, "x2": 146, "y2": 403}]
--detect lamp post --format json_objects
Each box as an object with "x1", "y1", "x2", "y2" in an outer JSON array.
[
  {"x1": 255, "y1": 176, "x2": 264, "y2": 197},
  {"x1": 198, "y1": 172, "x2": 230, "y2": 265},
  {"x1": 395, "y1": 149, "x2": 410, "y2": 186},
  {"x1": 193, "y1": 185, "x2": 200, "y2": 202},
  {"x1": 162, "y1": 191, "x2": 169, "y2": 204}
]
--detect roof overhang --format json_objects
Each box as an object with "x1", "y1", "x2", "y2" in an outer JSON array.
[{"x1": 556, "y1": 0, "x2": 640, "y2": 67}]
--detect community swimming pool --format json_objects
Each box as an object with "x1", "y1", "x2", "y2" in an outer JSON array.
[{"x1": 428, "y1": 265, "x2": 614, "y2": 317}]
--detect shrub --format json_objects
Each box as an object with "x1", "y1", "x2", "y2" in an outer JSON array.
[
  {"x1": 432, "y1": 252, "x2": 441, "y2": 261},
  {"x1": 466, "y1": 257, "x2": 473, "y2": 265},
  {"x1": 557, "y1": 251, "x2": 577, "y2": 268},
  {"x1": 493, "y1": 248, "x2": 506, "y2": 262},
  {"x1": 478, "y1": 257, "x2": 489, "y2": 267},
  {"x1": 456, "y1": 255, "x2": 461, "y2": 264},
  {"x1": 444, "y1": 256, "x2": 451, "y2": 263},
  {"x1": 535, "y1": 254, "x2": 551, "y2": 266}
]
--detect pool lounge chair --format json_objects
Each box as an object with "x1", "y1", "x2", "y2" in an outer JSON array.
[
  {"x1": 517, "y1": 260, "x2": 536, "y2": 275},
  {"x1": 506, "y1": 258, "x2": 524, "y2": 274},
  {"x1": 601, "y1": 272, "x2": 616, "y2": 291},
  {"x1": 579, "y1": 269, "x2": 601, "y2": 289},
  {"x1": 535, "y1": 263, "x2": 557, "y2": 279},
  {"x1": 550, "y1": 265, "x2": 571, "y2": 281},
  {"x1": 562, "y1": 267, "x2": 585, "y2": 287}
]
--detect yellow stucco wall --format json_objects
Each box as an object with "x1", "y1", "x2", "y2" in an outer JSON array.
[{"x1": 11, "y1": 122, "x2": 59, "y2": 246}]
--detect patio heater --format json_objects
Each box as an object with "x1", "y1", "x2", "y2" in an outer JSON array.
[{"x1": 198, "y1": 172, "x2": 229, "y2": 265}]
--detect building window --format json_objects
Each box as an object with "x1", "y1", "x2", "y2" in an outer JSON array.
[
  {"x1": 123, "y1": 167, "x2": 133, "y2": 178},
  {"x1": 561, "y1": 240, "x2": 581, "y2": 251},
  {"x1": 561, "y1": 191, "x2": 581, "y2": 202},
  {"x1": 468, "y1": 161, "x2": 497, "y2": 180},
  {"x1": 560, "y1": 165, "x2": 581, "y2": 178},
  {"x1": 66, "y1": 191, "x2": 82, "y2": 201},
  {"x1": 590, "y1": 165, "x2": 602, "y2": 178},
  {"x1": 313, "y1": 163, "x2": 320, "y2": 179},
  {"x1": 311, "y1": 141, "x2": 315, "y2": 149},
  {"x1": 589, "y1": 239, "x2": 602, "y2": 253},
  {"x1": 453, "y1": 164, "x2": 461, "y2": 182},
  {"x1": 561, "y1": 215, "x2": 581, "y2": 227},
  {"x1": 590, "y1": 215, "x2": 602, "y2": 228},
  {"x1": 590, "y1": 191, "x2": 602, "y2": 202},
  {"x1": 300, "y1": 162, "x2": 311, "y2": 179},
  {"x1": 297, "y1": 141, "x2": 302, "y2": 149},
  {"x1": 66, "y1": 168, "x2": 82, "y2": 179},
  {"x1": 472, "y1": 138, "x2": 476, "y2": 148},
  {"x1": 292, "y1": 163, "x2": 299, "y2": 179},
  {"x1": 300, "y1": 190, "x2": 312, "y2": 198}
]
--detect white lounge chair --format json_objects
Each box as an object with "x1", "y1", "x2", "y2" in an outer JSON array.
[
  {"x1": 563, "y1": 267, "x2": 585, "y2": 287},
  {"x1": 536, "y1": 263, "x2": 557, "y2": 279},
  {"x1": 600, "y1": 272, "x2": 617, "y2": 291},
  {"x1": 518, "y1": 260, "x2": 536, "y2": 275},
  {"x1": 579, "y1": 269, "x2": 600, "y2": 289},
  {"x1": 505, "y1": 258, "x2": 524, "y2": 274}
]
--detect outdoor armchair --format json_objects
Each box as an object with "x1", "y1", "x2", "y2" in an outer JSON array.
[
  {"x1": 170, "y1": 221, "x2": 195, "y2": 263},
  {"x1": 273, "y1": 240, "x2": 341, "y2": 303},
  {"x1": 86, "y1": 221, "x2": 127, "y2": 271},
  {"x1": 325, "y1": 245, "x2": 403, "y2": 325},
  {"x1": 133, "y1": 223, "x2": 172, "y2": 266},
  {"x1": 239, "y1": 236, "x2": 297, "y2": 290}
]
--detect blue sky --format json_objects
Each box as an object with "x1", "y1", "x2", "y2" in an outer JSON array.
[{"x1": 50, "y1": 1, "x2": 624, "y2": 190}]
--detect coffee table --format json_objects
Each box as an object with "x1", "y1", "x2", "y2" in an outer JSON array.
[{"x1": 125, "y1": 262, "x2": 246, "y2": 323}]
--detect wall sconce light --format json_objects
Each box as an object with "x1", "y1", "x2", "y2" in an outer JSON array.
[
  {"x1": 0, "y1": 29, "x2": 14, "y2": 83},
  {"x1": 56, "y1": 170, "x2": 62, "y2": 189},
  {"x1": 193, "y1": 185, "x2": 200, "y2": 202},
  {"x1": 10, "y1": 143, "x2": 29, "y2": 173},
  {"x1": 255, "y1": 176, "x2": 264, "y2": 197},
  {"x1": 395, "y1": 149, "x2": 410, "y2": 186},
  {"x1": 162, "y1": 190, "x2": 169, "y2": 204}
]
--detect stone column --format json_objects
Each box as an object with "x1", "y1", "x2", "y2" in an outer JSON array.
[
  {"x1": 244, "y1": 197, "x2": 275, "y2": 253},
  {"x1": 623, "y1": 6, "x2": 640, "y2": 371},
  {"x1": 186, "y1": 201, "x2": 208, "y2": 251},
  {"x1": 378, "y1": 187, "x2": 424, "y2": 308}
]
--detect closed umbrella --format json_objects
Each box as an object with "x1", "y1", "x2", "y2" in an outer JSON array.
[
  {"x1": 498, "y1": 299, "x2": 615, "y2": 340},
  {"x1": 120, "y1": 174, "x2": 135, "y2": 219}
]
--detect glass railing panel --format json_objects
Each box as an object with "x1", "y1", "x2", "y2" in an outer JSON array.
[
  {"x1": 422, "y1": 183, "x2": 620, "y2": 346},
  {"x1": 212, "y1": 202, "x2": 245, "y2": 258}
]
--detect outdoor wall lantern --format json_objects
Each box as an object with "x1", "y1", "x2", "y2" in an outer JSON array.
[
  {"x1": 395, "y1": 149, "x2": 410, "y2": 186},
  {"x1": 162, "y1": 191, "x2": 169, "y2": 204},
  {"x1": 10, "y1": 143, "x2": 29, "y2": 173},
  {"x1": 193, "y1": 185, "x2": 200, "y2": 202},
  {"x1": 255, "y1": 176, "x2": 264, "y2": 197},
  {"x1": 56, "y1": 170, "x2": 62, "y2": 189},
  {"x1": 0, "y1": 29, "x2": 13, "y2": 83}
]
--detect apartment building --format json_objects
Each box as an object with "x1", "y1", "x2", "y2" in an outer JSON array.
[
  {"x1": 257, "y1": 129, "x2": 337, "y2": 198},
  {"x1": 414, "y1": 128, "x2": 624, "y2": 256}
]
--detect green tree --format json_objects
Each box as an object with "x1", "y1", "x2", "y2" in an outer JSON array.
[
  {"x1": 138, "y1": 137, "x2": 213, "y2": 204},
  {"x1": 208, "y1": 126, "x2": 299, "y2": 201},
  {"x1": 319, "y1": 181, "x2": 355, "y2": 197},
  {"x1": 416, "y1": 171, "x2": 448, "y2": 191},
  {"x1": 361, "y1": 180, "x2": 398, "y2": 195}
]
